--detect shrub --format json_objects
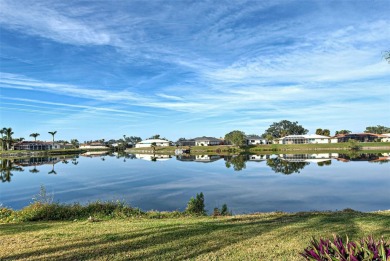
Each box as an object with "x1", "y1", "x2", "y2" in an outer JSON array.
[
  {"x1": 0, "y1": 207, "x2": 14, "y2": 221},
  {"x1": 212, "y1": 204, "x2": 231, "y2": 217},
  {"x1": 347, "y1": 139, "x2": 362, "y2": 151},
  {"x1": 220, "y1": 203, "x2": 231, "y2": 216},
  {"x1": 185, "y1": 192, "x2": 206, "y2": 215},
  {"x1": 301, "y1": 234, "x2": 390, "y2": 260}
]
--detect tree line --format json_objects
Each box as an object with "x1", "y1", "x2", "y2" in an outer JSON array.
[{"x1": 223, "y1": 121, "x2": 390, "y2": 147}]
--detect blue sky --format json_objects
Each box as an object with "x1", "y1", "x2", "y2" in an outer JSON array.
[{"x1": 0, "y1": 0, "x2": 389, "y2": 142}]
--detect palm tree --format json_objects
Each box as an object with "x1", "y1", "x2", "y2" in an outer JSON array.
[
  {"x1": 5, "y1": 128, "x2": 14, "y2": 150},
  {"x1": 30, "y1": 133, "x2": 40, "y2": 141},
  {"x1": 48, "y1": 131, "x2": 57, "y2": 148},
  {"x1": 0, "y1": 128, "x2": 5, "y2": 150}
]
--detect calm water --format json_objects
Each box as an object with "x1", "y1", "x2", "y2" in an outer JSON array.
[{"x1": 1, "y1": 152, "x2": 389, "y2": 213}]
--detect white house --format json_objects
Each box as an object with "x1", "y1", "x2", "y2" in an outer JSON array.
[
  {"x1": 246, "y1": 135, "x2": 268, "y2": 145},
  {"x1": 381, "y1": 134, "x2": 390, "y2": 142},
  {"x1": 135, "y1": 139, "x2": 170, "y2": 148},
  {"x1": 278, "y1": 134, "x2": 331, "y2": 144}
]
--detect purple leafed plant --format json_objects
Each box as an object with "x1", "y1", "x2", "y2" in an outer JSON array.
[{"x1": 301, "y1": 234, "x2": 390, "y2": 261}]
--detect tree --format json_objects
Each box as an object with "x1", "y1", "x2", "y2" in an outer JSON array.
[
  {"x1": 335, "y1": 130, "x2": 351, "y2": 135},
  {"x1": 150, "y1": 134, "x2": 161, "y2": 139},
  {"x1": 315, "y1": 128, "x2": 331, "y2": 136},
  {"x1": 224, "y1": 130, "x2": 246, "y2": 147},
  {"x1": 4, "y1": 127, "x2": 14, "y2": 150},
  {"x1": 364, "y1": 125, "x2": 390, "y2": 134},
  {"x1": 0, "y1": 129, "x2": 5, "y2": 150},
  {"x1": 186, "y1": 192, "x2": 206, "y2": 215},
  {"x1": 48, "y1": 131, "x2": 57, "y2": 147},
  {"x1": 322, "y1": 129, "x2": 330, "y2": 136},
  {"x1": 29, "y1": 133, "x2": 40, "y2": 141},
  {"x1": 70, "y1": 139, "x2": 79, "y2": 148},
  {"x1": 262, "y1": 120, "x2": 308, "y2": 139}
]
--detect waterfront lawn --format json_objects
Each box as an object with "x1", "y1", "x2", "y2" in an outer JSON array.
[{"x1": 1, "y1": 211, "x2": 389, "y2": 260}]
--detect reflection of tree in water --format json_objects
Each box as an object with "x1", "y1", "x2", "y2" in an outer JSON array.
[
  {"x1": 115, "y1": 152, "x2": 136, "y2": 161},
  {"x1": 266, "y1": 158, "x2": 309, "y2": 175},
  {"x1": 48, "y1": 159, "x2": 57, "y2": 175},
  {"x1": 317, "y1": 160, "x2": 332, "y2": 167},
  {"x1": 72, "y1": 157, "x2": 79, "y2": 165},
  {"x1": 224, "y1": 155, "x2": 247, "y2": 171},
  {"x1": 339, "y1": 153, "x2": 382, "y2": 162},
  {"x1": 0, "y1": 159, "x2": 24, "y2": 182},
  {"x1": 29, "y1": 166, "x2": 40, "y2": 173}
]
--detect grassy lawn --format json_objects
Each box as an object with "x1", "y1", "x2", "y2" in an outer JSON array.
[
  {"x1": 1, "y1": 211, "x2": 389, "y2": 260},
  {"x1": 0, "y1": 149, "x2": 83, "y2": 157}
]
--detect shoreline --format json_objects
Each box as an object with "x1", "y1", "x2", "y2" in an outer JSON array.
[{"x1": 1, "y1": 143, "x2": 389, "y2": 158}]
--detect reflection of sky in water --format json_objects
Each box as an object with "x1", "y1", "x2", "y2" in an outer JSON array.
[{"x1": 0, "y1": 154, "x2": 389, "y2": 213}]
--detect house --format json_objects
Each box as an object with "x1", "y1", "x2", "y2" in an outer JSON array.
[
  {"x1": 246, "y1": 135, "x2": 268, "y2": 145},
  {"x1": 194, "y1": 155, "x2": 222, "y2": 163},
  {"x1": 135, "y1": 139, "x2": 170, "y2": 148},
  {"x1": 193, "y1": 137, "x2": 222, "y2": 146},
  {"x1": 336, "y1": 133, "x2": 381, "y2": 143},
  {"x1": 79, "y1": 142, "x2": 108, "y2": 149},
  {"x1": 379, "y1": 133, "x2": 390, "y2": 142},
  {"x1": 175, "y1": 139, "x2": 196, "y2": 146},
  {"x1": 13, "y1": 141, "x2": 61, "y2": 150},
  {"x1": 278, "y1": 134, "x2": 330, "y2": 144}
]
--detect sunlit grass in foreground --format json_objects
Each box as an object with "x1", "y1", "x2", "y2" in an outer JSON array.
[{"x1": 1, "y1": 209, "x2": 389, "y2": 260}]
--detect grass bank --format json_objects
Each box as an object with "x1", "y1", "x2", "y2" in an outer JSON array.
[
  {"x1": 0, "y1": 148, "x2": 85, "y2": 158},
  {"x1": 1, "y1": 210, "x2": 389, "y2": 260}
]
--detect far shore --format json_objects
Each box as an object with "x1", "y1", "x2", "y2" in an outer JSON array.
[{"x1": 1, "y1": 142, "x2": 389, "y2": 158}]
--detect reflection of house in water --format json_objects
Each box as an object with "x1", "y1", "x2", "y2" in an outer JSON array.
[
  {"x1": 246, "y1": 154, "x2": 268, "y2": 162},
  {"x1": 13, "y1": 157, "x2": 63, "y2": 167},
  {"x1": 176, "y1": 155, "x2": 222, "y2": 163},
  {"x1": 195, "y1": 155, "x2": 222, "y2": 163},
  {"x1": 80, "y1": 151, "x2": 109, "y2": 157},
  {"x1": 176, "y1": 155, "x2": 196, "y2": 161},
  {"x1": 279, "y1": 153, "x2": 337, "y2": 163},
  {"x1": 336, "y1": 153, "x2": 389, "y2": 163},
  {"x1": 135, "y1": 154, "x2": 172, "y2": 161}
]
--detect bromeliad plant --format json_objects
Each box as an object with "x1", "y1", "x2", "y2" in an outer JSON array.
[{"x1": 301, "y1": 234, "x2": 390, "y2": 261}]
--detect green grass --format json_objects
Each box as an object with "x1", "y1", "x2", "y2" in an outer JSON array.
[
  {"x1": 0, "y1": 148, "x2": 84, "y2": 157},
  {"x1": 1, "y1": 210, "x2": 389, "y2": 260}
]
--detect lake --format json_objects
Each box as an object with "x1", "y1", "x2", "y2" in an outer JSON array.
[{"x1": 1, "y1": 152, "x2": 389, "y2": 213}]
